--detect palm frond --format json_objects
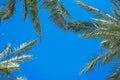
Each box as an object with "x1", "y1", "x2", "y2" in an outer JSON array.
[
  {"x1": 102, "y1": 47, "x2": 120, "y2": 65},
  {"x1": 0, "y1": 44, "x2": 11, "y2": 57},
  {"x1": 8, "y1": 55, "x2": 32, "y2": 62},
  {"x1": 66, "y1": 21, "x2": 95, "y2": 33},
  {"x1": 0, "y1": 0, "x2": 42, "y2": 39},
  {"x1": 77, "y1": 1, "x2": 117, "y2": 22},
  {"x1": 112, "y1": 9, "x2": 120, "y2": 20},
  {"x1": 59, "y1": 2, "x2": 72, "y2": 18},
  {"x1": 23, "y1": 0, "x2": 28, "y2": 21},
  {"x1": 0, "y1": 40, "x2": 36, "y2": 79},
  {"x1": 111, "y1": 0, "x2": 120, "y2": 11},
  {"x1": 107, "y1": 64, "x2": 120, "y2": 80},
  {"x1": 11, "y1": 40, "x2": 37, "y2": 54},
  {"x1": 41, "y1": 0, "x2": 72, "y2": 27},
  {"x1": 77, "y1": 1, "x2": 120, "y2": 79},
  {"x1": 0, "y1": 0, "x2": 15, "y2": 20},
  {"x1": 80, "y1": 54, "x2": 103, "y2": 74},
  {"x1": 27, "y1": 0, "x2": 42, "y2": 38}
]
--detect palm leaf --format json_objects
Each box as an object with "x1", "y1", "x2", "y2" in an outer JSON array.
[
  {"x1": 11, "y1": 40, "x2": 37, "y2": 54},
  {"x1": 0, "y1": 40, "x2": 36, "y2": 79},
  {"x1": 27, "y1": 0, "x2": 42, "y2": 38},
  {"x1": 0, "y1": 0, "x2": 15, "y2": 20},
  {"x1": 77, "y1": 1, "x2": 117, "y2": 22},
  {"x1": 23, "y1": 0, "x2": 28, "y2": 21},
  {"x1": 111, "y1": 0, "x2": 120, "y2": 11},
  {"x1": 41, "y1": 0, "x2": 71, "y2": 27},
  {"x1": 77, "y1": 1, "x2": 120, "y2": 79},
  {"x1": 107, "y1": 64, "x2": 120, "y2": 80},
  {"x1": 0, "y1": 44, "x2": 11, "y2": 57}
]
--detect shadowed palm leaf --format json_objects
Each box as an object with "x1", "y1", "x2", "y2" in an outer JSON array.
[
  {"x1": 0, "y1": 0, "x2": 41, "y2": 39},
  {"x1": 0, "y1": 0, "x2": 72, "y2": 40},
  {"x1": 40, "y1": 0, "x2": 72, "y2": 28}
]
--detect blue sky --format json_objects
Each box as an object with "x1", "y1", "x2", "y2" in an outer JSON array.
[{"x1": 0, "y1": 0, "x2": 115, "y2": 80}]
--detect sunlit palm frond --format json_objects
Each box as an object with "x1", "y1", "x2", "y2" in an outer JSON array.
[
  {"x1": 0, "y1": 40, "x2": 36, "y2": 79},
  {"x1": 11, "y1": 40, "x2": 37, "y2": 55},
  {"x1": 0, "y1": 44, "x2": 11, "y2": 57}
]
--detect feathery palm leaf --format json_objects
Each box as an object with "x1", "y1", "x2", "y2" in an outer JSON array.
[
  {"x1": 0, "y1": 0, "x2": 41, "y2": 39},
  {"x1": 27, "y1": 0, "x2": 42, "y2": 38},
  {"x1": 0, "y1": 0, "x2": 72, "y2": 40},
  {"x1": 11, "y1": 40, "x2": 37, "y2": 54},
  {"x1": 0, "y1": 0, "x2": 15, "y2": 20},
  {"x1": 77, "y1": 1, "x2": 117, "y2": 22},
  {"x1": 0, "y1": 40, "x2": 37, "y2": 79},
  {"x1": 71, "y1": 0, "x2": 120, "y2": 79},
  {"x1": 41, "y1": 0, "x2": 72, "y2": 28}
]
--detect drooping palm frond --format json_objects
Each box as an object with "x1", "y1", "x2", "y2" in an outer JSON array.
[
  {"x1": 71, "y1": 0, "x2": 120, "y2": 79},
  {"x1": 40, "y1": 0, "x2": 72, "y2": 28},
  {"x1": 0, "y1": 0, "x2": 73, "y2": 40},
  {"x1": 0, "y1": 0, "x2": 42, "y2": 39},
  {"x1": 23, "y1": 0, "x2": 28, "y2": 21},
  {"x1": 27, "y1": 0, "x2": 42, "y2": 38},
  {"x1": 0, "y1": 40, "x2": 37, "y2": 79},
  {"x1": 0, "y1": 0, "x2": 15, "y2": 20}
]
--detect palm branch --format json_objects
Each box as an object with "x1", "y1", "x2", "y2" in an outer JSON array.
[
  {"x1": 0, "y1": 40, "x2": 37, "y2": 80},
  {"x1": 40, "y1": 0, "x2": 72, "y2": 28},
  {"x1": 71, "y1": 0, "x2": 120, "y2": 79},
  {"x1": 0, "y1": 0, "x2": 41, "y2": 39},
  {"x1": 0, "y1": 0, "x2": 72, "y2": 40}
]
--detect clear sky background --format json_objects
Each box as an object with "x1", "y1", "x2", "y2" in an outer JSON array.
[{"x1": 0, "y1": 0, "x2": 115, "y2": 80}]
